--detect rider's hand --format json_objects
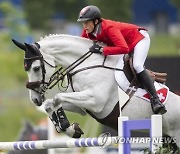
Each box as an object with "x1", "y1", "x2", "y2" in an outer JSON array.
[{"x1": 89, "y1": 44, "x2": 103, "y2": 54}]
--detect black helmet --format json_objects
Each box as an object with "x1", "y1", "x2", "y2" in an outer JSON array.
[{"x1": 77, "y1": 5, "x2": 101, "y2": 22}]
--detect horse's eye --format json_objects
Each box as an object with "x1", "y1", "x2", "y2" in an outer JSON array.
[{"x1": 33, "y1": 66, "x2": 40, "y2": 72}]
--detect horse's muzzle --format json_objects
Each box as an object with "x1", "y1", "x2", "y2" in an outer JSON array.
[{"x1": 26, "y1": 81, "x2": 41, "y2": 90}]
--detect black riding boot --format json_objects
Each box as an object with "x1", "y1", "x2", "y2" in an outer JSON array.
[{"x1": 137, "y1": 70, "x2": 167, "y2": 114}]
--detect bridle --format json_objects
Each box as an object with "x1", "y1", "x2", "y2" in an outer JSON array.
[
  {"x1": 26, "y1": 44, "x2": 123, "y2": 97},
  {"x1": 25, "y1": 45, "x2": 56, "y2": 97}
]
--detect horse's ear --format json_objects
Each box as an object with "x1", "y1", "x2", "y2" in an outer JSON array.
[
  {"x1": 25, "y1": 43, "x2": 38, "y2": 55},
  {"x1": 25, "y1": 43, "x2": 34, "y2": 50},
  {"x1": 12, "y1": 39, "x2": 26, "y2": 51}
]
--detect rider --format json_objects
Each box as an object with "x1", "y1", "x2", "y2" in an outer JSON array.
[{"x1": 77, "y1": 5, "x2": 167, "y2": 115}]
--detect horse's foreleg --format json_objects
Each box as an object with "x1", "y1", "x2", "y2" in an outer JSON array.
[
  {"x1": 53, "y1": 90, "x2": 105, "y2": 113},
  {"x1": 62, "y1": 102, "x2": 87, "y2": 116},
  {"x1": 44, "y1": 99, "x2": 70, "y2": 131},
  {"x1": 44, "y1": 99, "x2": 84, "y2": 138}
]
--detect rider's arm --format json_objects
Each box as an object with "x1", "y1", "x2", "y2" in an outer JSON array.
[{"x1": 102, "y1": 26, "x2": 130, "y2": 55}]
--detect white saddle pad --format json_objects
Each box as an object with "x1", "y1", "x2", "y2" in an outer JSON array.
[{"x1": 114, "y1": 56, "x2": 169, "y2": 104}]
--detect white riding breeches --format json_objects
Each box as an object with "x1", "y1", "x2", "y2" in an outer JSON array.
[{"x1": 133, "y1": 30, "x2": 150, "y2": 74}]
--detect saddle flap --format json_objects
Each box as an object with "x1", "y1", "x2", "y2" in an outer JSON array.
[
  {"x1": 123, "y1": 54, "x2": 168, "y2": 85},
  {"x1": 118, "y1": 87, "x2": 129, "y2": 107}
]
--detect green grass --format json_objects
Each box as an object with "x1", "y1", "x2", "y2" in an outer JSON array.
[
  {"x1": 0, "y1": 97, "x2": 46, "y2": 141},
  {"x1": 149, "y1": 34, "x2": 180, "y2": 57},
  {"x1": 0, "y1": 50, "x2": 26, "y2": 94}
]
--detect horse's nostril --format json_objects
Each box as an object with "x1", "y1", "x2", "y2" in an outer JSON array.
[{"x1": 33, "y1": 98, "x2": 42, "y2": 106}]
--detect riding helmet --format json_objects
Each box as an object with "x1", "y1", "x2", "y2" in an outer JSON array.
[{"x1": 77, "y1": 5, "x2": 101, "y2": 22}]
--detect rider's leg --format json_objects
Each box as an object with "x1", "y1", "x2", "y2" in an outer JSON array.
[
  {"x1": 133, "y1": 30, "x2": 167, "y2": 114},
  {"x1": 137, "y1": 70, "x2": 167, "y2": 114}
]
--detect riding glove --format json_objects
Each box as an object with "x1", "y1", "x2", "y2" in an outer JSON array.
[{"x1": 89, "y1": 44, "x2": 102, "y2": 54}]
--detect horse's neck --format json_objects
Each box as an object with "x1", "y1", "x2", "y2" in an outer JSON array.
[{"x1": 39, "y1": 35, "x2": 92, "y2": 68}]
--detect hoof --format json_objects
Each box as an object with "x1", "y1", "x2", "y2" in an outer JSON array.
[
  {"x1": 72, "y1": 122, "x2": 84, "y2": 138},
  {"x1": 65, "y1": 122, "x2": 84, "y2": 138}
]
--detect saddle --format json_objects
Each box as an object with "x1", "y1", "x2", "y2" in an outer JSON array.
[{"x1": 123, "y1": 54, "x2": 167, "y2": 96}]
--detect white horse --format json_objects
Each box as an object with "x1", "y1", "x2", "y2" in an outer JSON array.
[{"x1": 12, "y1": 34, "x2": 180, "y2": 148}]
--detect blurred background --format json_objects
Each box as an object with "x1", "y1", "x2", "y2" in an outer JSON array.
[{"x1": 0, "y1": 0, "x2": 179, "y2": 154}]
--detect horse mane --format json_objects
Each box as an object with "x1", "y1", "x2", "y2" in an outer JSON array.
[{"x1": 39, "y1": 34, "x2": 93, "y2": 45}]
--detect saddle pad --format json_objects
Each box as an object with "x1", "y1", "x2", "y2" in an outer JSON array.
[
  {"x1": 134, "y1": 82, "x2": 169, "y2": 104},
  {"x1": 115, "y1": 56, "x2": 169, "y2": 104}
]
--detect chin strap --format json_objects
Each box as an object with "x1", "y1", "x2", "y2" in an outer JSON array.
[{"x1": 90, "y1": 20, "x2": 100, "y2": 34}]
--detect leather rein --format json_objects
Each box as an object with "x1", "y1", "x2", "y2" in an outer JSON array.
[{"x1": 26, "y1": 50, "x2": 123, "y2": 95}]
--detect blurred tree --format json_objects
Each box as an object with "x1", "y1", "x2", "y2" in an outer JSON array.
[
  {"x1": 86, "y1": 0, "x2": 132, "y2": 22},
  {"x1": 171, "y1": 0, "x2": 180, "y2": 8},
  {"x1": 0, "y1": 1, "x2": 28, "y2": 81},
  {"x1": 171, "y1": 0, "x2": 180, "y2": 25},
  {"x1": 22, "y1": 0, "x2": 132, "y2": 31},
  {"x1": 54, "y1": 0, "x2": 87, "y2": 21},
  {"x1": 0, "y1": 1, "x2": 30, "y2": 46},
  {"x1": 22, "y1": 0, "x2": 56, "y2": 30}
]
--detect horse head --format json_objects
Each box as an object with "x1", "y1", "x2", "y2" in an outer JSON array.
[
  {"x1": 12, "y1": 35, "x2": 95, "y2": 107},
  {"x1": 12, "y1": 39, "x2": 56, "y2": 106}
]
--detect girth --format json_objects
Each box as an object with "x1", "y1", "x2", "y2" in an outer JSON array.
[{"x1": 86, "y1": 102, "x2": 119, "y2": 131}]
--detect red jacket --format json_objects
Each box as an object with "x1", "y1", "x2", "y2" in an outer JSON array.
[{"x1": 81, "y1": 19, "x2": 146, "y2": 55}]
